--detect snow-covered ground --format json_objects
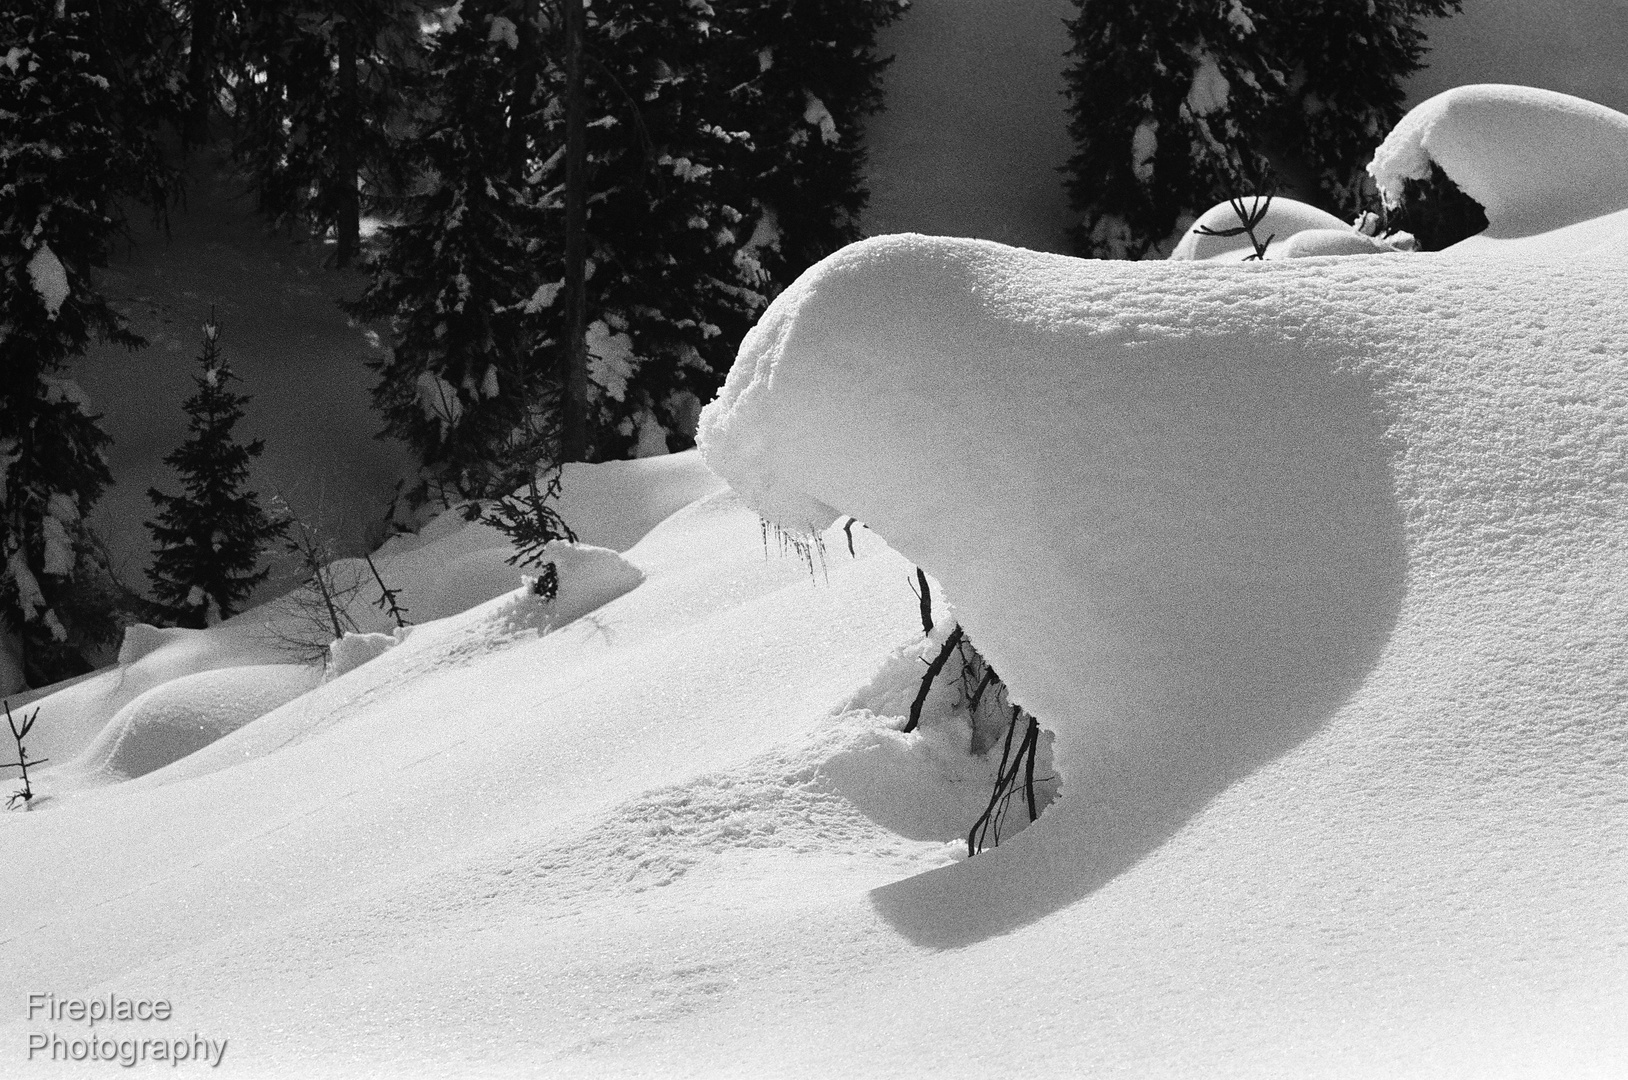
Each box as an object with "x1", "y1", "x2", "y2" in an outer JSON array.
[{"x1": 5, "y1": 86, "x2": 1627, "y2": 1076}]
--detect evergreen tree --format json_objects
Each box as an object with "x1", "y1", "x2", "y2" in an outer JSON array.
[
  {"x1": 145, "y1": 319, "x2": 286, "y2": 629},
  {"x1": 225, "y1": 0, "x2": 428, "y2": 265},
  {"x1": 0, "y1": 1, "x2": 168, "y2": 690},
  {"x1": 351, "y1": 0, "x2": 904, "y2": 511},
  {"x1": 1063, "y1": 0, "x2": 1459, "y2": 259}
]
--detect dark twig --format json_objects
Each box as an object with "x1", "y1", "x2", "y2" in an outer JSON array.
[
  {"x1": 914, "y1": 567, "x2": 933, "y2": 635},
  {"x1": 4, "y1": 701, "x2": 45, "y2": 809},
  {"x1": 967, "y1": 665, "x2": 998, "y2": 716},
  {"x1": 966, "y1": 706, "x2": 1045, "y2": 856},
  {"x1": 364, "y1": 552, "x2": 411, "y2": 628},
  {"x1": 1194, "y1": 193, "x2": 1275, "y2": 260},
  {"x1": 967, "y1": 704, "x2": 1022, "y2": 856},
  {"x1": 843, "y1": 517, "x2": 859, "y2": 557},
  {"x1": 1023, "y1": 714, "x2": 1040, "y2": 822},
  {"x1": 903, "y1": 625, "x2": 963, "y2": 734}
]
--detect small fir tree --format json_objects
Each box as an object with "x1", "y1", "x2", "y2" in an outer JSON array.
[{"x1": 146, "y1": 319, "x2": 287, "y2": 628}]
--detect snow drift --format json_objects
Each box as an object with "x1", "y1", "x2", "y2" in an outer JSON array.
[
  {"x1": 54, "y1": 664, "x2": 319, "y2": 784},
  {"x1": 1370, "y1": 83, "x2": 1628, "y2": 238},
  {"x1": 6, "y1": 88, "x2": 1628, "y2": 1078},
  {"x1": 699, "y1": 226, "x2": 1628, "y2": 1001}
]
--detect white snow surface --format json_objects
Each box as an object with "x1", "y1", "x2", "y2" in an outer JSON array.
[
  {"x1": 1370, "y1": 84, "x2": 1628, "y2": 238},
  {"x1": 52, "y1": 664, "x2": 320, "y2": 786},
  {"x1": 699, "y1": 228, "x2": 1628, "y2": 1069},
  {"x1": 6, "y1": 129, "x2": 1628, "y2": 1077}
]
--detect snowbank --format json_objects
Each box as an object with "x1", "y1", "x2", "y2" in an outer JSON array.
[
  {"x1": 7, "y1": 115, "x2": 1628, "y2": 1077},
  {"x1": 700, "y1": 231, "x2": 1410, "y2": 781},
  {"x1": 13, "y1": 623, "x2": 299, "y2": 765},
  {"x1": 354, "y1": 450, "x2": 723, "y2": 624},
  {"x1": 16, "y1": 457, "x2": 692, "y2": 790},
  {"x1": 1370, "y1": 84, "x2": 1628, "y2": 238},
  {"x1": 52, "y1": 664, "x2": 319, "y2": 786},
  {"x1": 700, "y1": 232, "x2": 1627, "y2": 1053}
]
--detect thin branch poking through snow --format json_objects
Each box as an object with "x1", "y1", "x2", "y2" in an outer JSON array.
[
  {"x1": 914, "y1": 567, "x2": 933, "y2": 635},
  {"x1": 903, "y1": 624, "x2": 962, "y2": 734}
]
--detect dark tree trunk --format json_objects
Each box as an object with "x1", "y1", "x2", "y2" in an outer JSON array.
[
  {"x1": 333, "y1": 16, "x2": 360, "y2": 268},
  {"x1": 185, "y1": 0, "x2": 219, "y2": 143},
  {"x1": 560, "y1": 0, "x2": 589, "y2": 462}
]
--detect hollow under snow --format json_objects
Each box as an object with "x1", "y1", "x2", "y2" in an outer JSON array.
[{"x1": 2, "y1": 85, "x2": 1626, "y2": 1076}]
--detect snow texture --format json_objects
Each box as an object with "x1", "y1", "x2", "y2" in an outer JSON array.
[
  {"x1": 803, "y1": 93, "x2": 839, "y2": 145},
  {"x1": 1130, "y1": 119, "x2": 1157, "y2": 182},
  {"x1": 1185, "y1": 52, "x2": 1230, "y2": 116},
  {"x1": 1370, "y1": 84, "x2": 1628, "y2": 238},
  {"x1": 26, "y1": 243, "x2": 68, "y2": 319},
  {"x1": 586, "y1": 319, "x2": 637, "y2": 402}
]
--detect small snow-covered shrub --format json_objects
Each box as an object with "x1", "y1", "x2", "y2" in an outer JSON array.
[
  {"x1": 483, "y1": 469, "x2": 576, "y2": 601},
  {"x1": 273, "y1": 517, "x2": 362, "y2": 661}
]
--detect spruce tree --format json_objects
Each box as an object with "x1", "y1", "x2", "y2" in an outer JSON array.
[
  {"x1": 1063, "y1": 0, "x2": 1460, "y2": 259},
  {"x1": 226, "y1": 0, "x2": 427, "y2": 265},
  {"x1": 1, "y1": 2, "x2": 167, "y2": 690},
  {"x1": 146, "y1": 320, "x2": 286, "y2": 629},
  {"x1": 351, "y1": 0, "x2": 904, "y2": 510}
]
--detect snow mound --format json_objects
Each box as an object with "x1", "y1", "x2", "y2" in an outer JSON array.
[
  {"x1": 119, "y1": 542, "x2": 646, "y2": 783},
  {"x1": 18, "y1": 623, "x2": 302, "y2": 765},
  {"x1": 1169, "y1": 196, "x2": 1350, "y2": 261},
  {"x1": 700, "y1": 231, "x2": 1407, "y2": 778},
  {"x1": 325, "y1": 631, "x2": 402, "y2": 680},
  {"x1": 1369, "y1": 84, "x2": 1628, "y2": 238},
  {"x1": 700, "y1": 231, "x2": 1627, "y2": 975},
  {"x1": 345, "y1": 451, "x2": 722, "y2": 627},
  {"x1": 56, "y1": 664, "x2": 319, "y2": 784},
  {"x1": 1277, "y1": 228, "x2": 1395, "y2": 259}
]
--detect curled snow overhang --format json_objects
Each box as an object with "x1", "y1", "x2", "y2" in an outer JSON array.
[
  {"x1": 700, "y1": 233, "x2": 1410, "y2": 840},
  {"x1": 1369, "y1": 84, "x2": 1628, "y2": 239},
  {"x1": 699, "y1": 230, "x2": 1628, "y2": 941}
]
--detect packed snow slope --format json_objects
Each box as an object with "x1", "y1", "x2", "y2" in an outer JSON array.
[{"x1": 4, "y1": 90, "x2": 1627, "y2": 1077}]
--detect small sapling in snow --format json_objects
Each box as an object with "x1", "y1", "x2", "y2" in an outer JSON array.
[
  {"x1": 484, "y1": 468, "x2": 576, "y2": 601},
  {"x1": 364, "y1": 552, "x2": 410, "y2": 628},
  {"x1": 3, "y1": 700, "x2": 46, "y2": 810},
  {"x1": 271, "y1": 514, "x2": 362, "y2": 661},
  {"x1": 1194, "y1": 194, "x2": 1276, "y2": 260}
]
